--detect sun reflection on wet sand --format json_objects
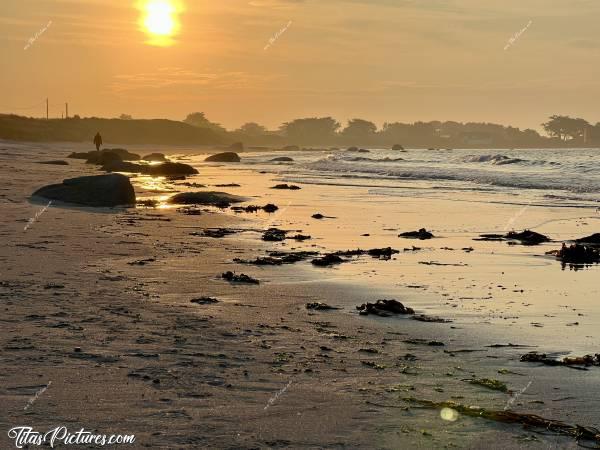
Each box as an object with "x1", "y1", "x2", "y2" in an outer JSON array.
[
  {"x1": 137, "y1": 175, "x2": 171, "y2": 192},
  {"x1": 133, "y1": 175, "x2": 180, "y2": 209}
]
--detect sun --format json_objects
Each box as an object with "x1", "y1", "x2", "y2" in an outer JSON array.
[
  {"x1": 138, "y1": 0, "x2": 182, "y2": 46},
  {"x1": 145, "y1": 1, "x2": 174, "y2": 36}
]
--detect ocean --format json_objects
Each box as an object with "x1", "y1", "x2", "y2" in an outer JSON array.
[{"x1": 233, "y1": 147, "x2": 600, "y2": 208}]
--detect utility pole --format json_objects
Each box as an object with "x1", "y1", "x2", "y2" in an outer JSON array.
[
  {"x1": 65, "y1": 102, "x2": 68, "y2": 119},
  {"x1": 46, "y1": 98, "x2": 49, "y2": 120}
]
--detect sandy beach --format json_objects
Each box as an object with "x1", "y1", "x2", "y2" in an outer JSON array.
[{"x1": 1, "y1": 141, "x2": 599, "y2": 449}]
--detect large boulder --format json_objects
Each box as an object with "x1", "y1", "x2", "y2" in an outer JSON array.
[
  {"x1": 86, "y1": 151, "x2": 122, "y2": 165},
  {"x1": 205, "y1": 152, "x2": 241, "y2": 163},
  {"x1": 32, "y1": 174, "x2": 136, "y2": 207},
  {"x1": 146, "y1": 162, "x2": 198, "y2": 176},
  {"x1": 168, "y1": 191, "x2": 246, "y2": 206},
  {"x1": 70, "y1": 149, "x2": 141, "y2": 163},
  {"x1": 102, "y1": 160, "x2": 145, "y2": 173},
  {"x1": 392, "y1": 144, "x2": 405, "y2": 151},
  {"x1": 101, "y1": 160, "x2": 198, "y2": 176},
  {"x1": 103, "y1": 148, "x2": 141, "y2": 161}
]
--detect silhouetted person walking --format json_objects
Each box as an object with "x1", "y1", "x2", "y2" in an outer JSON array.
[{"x1": 93, "y1": 132, "x2": 103, "y2": 151}]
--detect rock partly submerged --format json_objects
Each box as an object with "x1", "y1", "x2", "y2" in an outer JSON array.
[
  {"x1": 506, "y1": 230, "x2": 550, "y2": 245},
  {"x1": 312, "y1": 254, "x2": 346, "y2": 267},
  {"x1": 68, "y1": 151, "x2": 94, "y2": 160},
  {"x1": 262, "y1": 228, "x2": 287, "y2": 242},
  {"x1": 271, "y1": 184, "x2": 301, "y2": 190},
  {"x1": 576, "y1": 233, "x2": 600, "y2": 245},
  {"x1": 102, "y1": 161, "x2": 143, "y2": 173},
  {"x1": 234, "y1": 251, "x2": 319, "y2": 266},
  {"x1": 475, "y1": 229, "x2": 550, "y2": 245},
  {"x1": 86, "y1": 151, "x2": 122, "y2": 165},
  {"x1": 37, "y1": 160, "x2": 69, "y2": 165},
  {"x1": 104, "y1": 148, "x2": 141, "y2": 161},
  {"x1": 142, "y1": 152, "x2": 168, "y2": 162},
  {"x1": 102, "y1": 161, "x2": 198, "y2": 176},
  {"x1": 306, "y1": 302, "x2": 339, "y2": 311},
  {"x1": 356, "y1": 299, "x2": 415, "y2": 317},
  {"x1": 521, "y1": 351, "x2": 600, "y2": 367},
  {"x1": 145, "y1": 162, "x2": 198, "y2": 176},
  {"x1": 399, "y1": 228, "x2": 434, "y2": 240},
  {"x1": 190, "y1": 297, "x2": 219, "y2": 305},
  {"x1": 32, "y1": 173, "x2": 136, "y2": 207},
  {"x1": 270, "y1": 156, "x2": 294, "y2": 162},
  {"x1": 168, "y1": 191, "x2": 246, "y2": 206},
  {"x1": 205, "y1": 152, "x2": 241, "y2": 163},
  {"x1": 72, "y1": 149, "x2": 190, "y2": 176},
  {"x1": 193, "y1": 228, "x2": 239, "y2": 238},
  {"x1": 330, "y1": 247, "x2": 399, "y2": 260},
  {"x1": 70, "y1": 148, "x2": 141, "y2": 162},
  {"x1": 221, "y1": 271, "x2": 259, "y2": 284},
  {"x1": 548, "y1": 243, "x2": 600, "y2": 265},
  {"x1": 231, "y1": 204, "x2": 279, "y2": 214}
]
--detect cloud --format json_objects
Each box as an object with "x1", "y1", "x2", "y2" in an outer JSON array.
[{"x1": 111, "y1": 67, "x2": 271, "y2": 93}]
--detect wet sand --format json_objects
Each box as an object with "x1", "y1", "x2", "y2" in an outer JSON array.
[{"x1": 1, "y1": 142, "x2": 599, "y2": 449}]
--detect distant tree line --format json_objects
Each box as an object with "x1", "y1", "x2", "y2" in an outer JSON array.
[
  {"x1": 541, "y1": 115, "x2": 595, "y2": 141},
  {"x1": 1, "y1": 111, "x2": 599, "y2": 148},
  {"x1": 184, "y1": 112, "x2": 600, "y2": 148},
  {"x1": 0, "y1": 114, "x2": 226, "y2": 145}
]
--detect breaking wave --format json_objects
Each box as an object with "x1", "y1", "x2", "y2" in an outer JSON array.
[{"x1": 303, "y1": 153, "x2": 599, "y2": 195}]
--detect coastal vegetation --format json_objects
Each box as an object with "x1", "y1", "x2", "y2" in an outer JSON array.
[{"x1": 1, "y1": 112, "x2": 599, "y2": 148}]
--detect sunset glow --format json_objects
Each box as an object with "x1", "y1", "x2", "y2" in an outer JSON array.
[
  {"x1": 139, "y1": 0, "x2": 181, "y2": 46},
  {"x1": 3, "y1": 1, "x2": 600, "y2": 448}
]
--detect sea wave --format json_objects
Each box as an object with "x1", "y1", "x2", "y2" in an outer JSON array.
[
  {"x1": 458, "y1": 153, "x2": 560, "y2": 166},
  {"x1": 461, "y1": 154, "x2": 524, "y2": 165},
  {"x1": 343, "y1": 156, "x2": 405, "y2": 163},
  {"x1": 303, "y1": 159, "x2": 600, "y2": 194}
]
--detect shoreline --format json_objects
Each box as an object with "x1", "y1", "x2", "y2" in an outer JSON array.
[
  {"x1": 1, "y1": 141, "x2": 599, "y2": 449},
  {"x1": 3, "y1": 137, "x2": 599, "y2": 154}
]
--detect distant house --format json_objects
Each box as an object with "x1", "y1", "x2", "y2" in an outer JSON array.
[{"x1": 460, "y1": 132, "x2": 494, "y2": 146}]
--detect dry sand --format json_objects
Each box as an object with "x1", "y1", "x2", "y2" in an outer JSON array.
[{"x1": 1, "y1": 142, "x2": 598, "y2": 449}]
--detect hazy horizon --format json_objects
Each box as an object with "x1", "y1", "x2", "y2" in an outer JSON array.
[{"x1": 2, "y1": 0, "x2": 600, "y2": 131}]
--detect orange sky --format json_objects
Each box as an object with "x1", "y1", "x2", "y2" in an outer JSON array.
[{"x1": 2, "y1": 0, "x2": 600, "y2": 131}]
